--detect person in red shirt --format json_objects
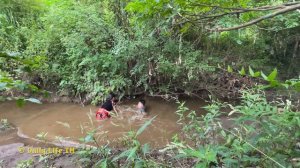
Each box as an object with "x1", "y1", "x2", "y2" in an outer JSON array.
[{"x1": 96, "y1": 93, "x2": 118, "y2": 120}]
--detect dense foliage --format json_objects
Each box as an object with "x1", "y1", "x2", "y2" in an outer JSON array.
[
  {"x1": 1, "y1": 1, "x2": 300, "y2": 167},
  {"x1": 0, "y1": 0, "x2": 299, "y2": 103},
  {"x1": 173, "y1": 89, "x2": 300, "y2": 167},
  {"x1": 71, "y1": 89, "x2": 299, "y2": 167}
]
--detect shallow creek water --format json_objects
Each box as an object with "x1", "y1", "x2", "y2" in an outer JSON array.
[{"x1": 0, "y1": 97, "x2": 207, "y2": 147}]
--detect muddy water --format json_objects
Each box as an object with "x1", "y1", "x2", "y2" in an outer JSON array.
[{"x1": 0, "y1": 97, "x2": 207, "y2": 147}]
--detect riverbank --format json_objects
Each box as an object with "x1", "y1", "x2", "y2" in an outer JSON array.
[
  {"x1": 0, "y1": 143, "x2": 80, "y2": 168},
  {"x1": 0, "y1": 120, "x2": 197, "y2": 168},
  {"x1": 0, "y1": 121, "x2": 80, "y2": 168},
  {"x1": 1, "y1": 89, "x2": 299, "y2": 167}
]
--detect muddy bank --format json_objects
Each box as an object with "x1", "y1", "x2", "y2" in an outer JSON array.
[
  {"x1": 0, "y1": 123, "x2": 197, "y2": 168},
  {"x1": 0, "y1": 123, "x2": 81, "y2": 168},
  {"x1": 0, "y1": 142, "x2": 80, "y2": 168},
  {"x1": 0, "y1": 143, "x2": 198, "y2": 168}
]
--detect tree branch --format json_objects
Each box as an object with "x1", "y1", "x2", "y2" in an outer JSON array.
[
  {"x1": 211, "y1": 3, "x2": 300, "y2": 32},
  {"x1": 185, "y1": 2, "x2": 300, "y2": 20},
  {"x1": 189, "y1": 2, "x2": 300, "y2": 12}
]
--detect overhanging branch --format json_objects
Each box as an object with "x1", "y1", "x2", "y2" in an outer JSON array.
[
  {"x1": 211, "y1": 3, "x2": 300, "y2": 32},
  {"x1": 189, "y1": 2, "x2": 300, "y2": 12}
]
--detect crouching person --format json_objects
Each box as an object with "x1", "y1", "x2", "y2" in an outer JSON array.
[{"x1": 96, "y1": 93, "x2": 118, "y2": 120}]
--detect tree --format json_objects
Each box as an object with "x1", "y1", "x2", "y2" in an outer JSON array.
[{"x1": 125, "y1": 0, "x2": 300, "y2": 32}]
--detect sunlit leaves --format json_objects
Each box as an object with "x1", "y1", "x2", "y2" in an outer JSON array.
[
  {"x1": 227, "y1": 65, "x2": 233, "y2": 73},
  {"x1": 239, "y1": 67, "x2": 246, "y2": 76},
  {"x1": 267, "y1": 68, "x2": 277, "y2": 81}
]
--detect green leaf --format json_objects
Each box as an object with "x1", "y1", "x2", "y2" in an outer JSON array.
[
  {"x1": 142, "y1": 143, "x2": 150, "y2": 156},
  {"x1": 84, "y1": 134, "x2": 94, "y2": 143},
  {"x1": 180, "y1": 23, "x2": 191, "y2": 33},
  {"x1": 126, "y1": 146, "x2": 138, "y2": 161},
  {"x1": 16, "y1": 98, "x2": 25, "y2": 107},
  {"x1": 205, "y1": 150, "x2": 217, "y2": 163},
  {"x1": 267, "y1": 68, "x2": 277, "y2": 81},
  {"x1": 249, "y1": 66, "x2": 254, "y2": 77},
  {"x1": 241, "y1": 155, "x2": 260, "y2": 163},
  {"x1": 261, "y1": 71, "x2": 268, "y2": 81},
  {"x1": 269, "y1": 80, "x2": 279, "y2": 87},
  {"x1": 95, "y1": 159, "x2": 107, "y2": 168},
  {"x1": 112, "y1": 149, "x2": 131, "y2": 162},
  {"x1": 136, "y1": 116, "x2": 157, "y2": 136},
  {"x1": 134, "y1": 160, "x2": 144, "y2": 168},
  {"x1": 292, "y1": 82, "x2": 300, "y2": 91},
  {"x1": 227, "y1": 65, "x2": 233, "y2": 73},
  {"x1": 239, "y1": 67, "x2": 246, "y2": 76},
  {"x1": 221, "y1": 130, "x2": 226, "y2": 137},
  {"x1": 253, "y1": 71, "x2": 261, "y2": 77},
  {"x1": 223, "y1": 158, "x2": 239, "y2": 166},
  {"x1": 183, "y1": 149, "x2": 204, "y2": 158},
  {"x1": 79, "y1": 137, "x2": 85, "y2": 142}
]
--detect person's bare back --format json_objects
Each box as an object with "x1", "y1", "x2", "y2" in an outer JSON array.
[{"x1": 137, "y1": 99, "x2": 146, "y2": 114}]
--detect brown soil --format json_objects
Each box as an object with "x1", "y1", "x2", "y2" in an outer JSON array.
[{"x1": 0, "y1": 143, "x2": 80, "y2": 168}]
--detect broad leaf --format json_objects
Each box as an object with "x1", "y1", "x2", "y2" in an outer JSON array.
[
  {"x1": 267, "y1": 68, "x2": 277, "y2": 81},
  {"x1": 253, "y1": 71, "x2": 261, "y2": 77},
  {"x1": 239, "y1": 67, "x2": 246, "y2": 76},
  {"x1": 261, "y1": 71, "x2": 268, "y2": 81},
  {"x1": 227, "y1": 65, "x2": 233, "y2": 73},
  {"x1": 126, "y1": 146, "x2": 138, "y2": 161},
  {"x1": 249, "y1": 66, "x2": 254, "y2": 77}
]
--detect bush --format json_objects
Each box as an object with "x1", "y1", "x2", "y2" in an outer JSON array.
[{"x1": 165, "y1": 89, "x2": 300, "y2": 167}]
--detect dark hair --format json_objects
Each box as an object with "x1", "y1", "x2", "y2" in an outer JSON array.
[
  {"x1": 106, "y1": 92, "x2": 116, "y2": 101},
  {"x1": 139, "y1": 99, "x2": 145, "y2": 105}
]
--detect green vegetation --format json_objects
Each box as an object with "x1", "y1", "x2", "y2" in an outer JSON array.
[
  {"x1": 0, "y1": 0, "x2": 299, "y2": 167},
  {"x1": 71, "y1": 89, "x2": 299, "y2": 167},
  {"x1": 225, "y1": 65, "x2": 300, "y2": 90},
  {"x1": 1, "y1": 0, "x2": 299, "y2": 103},
  {"x1": 15, "y1": 159, "x2": 34, "y2": 168},
  {"x1": 0, "y1": 118, "x2": 10, "y2": 131},
  {"x1": 173, "y1": 89, "x2": 300, "y2": 167}
]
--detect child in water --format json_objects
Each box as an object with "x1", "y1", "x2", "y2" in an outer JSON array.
[{"x1": 137, "y1": 99, "x2": 146, "y2": 115}]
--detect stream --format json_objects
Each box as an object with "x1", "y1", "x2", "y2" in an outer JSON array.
[{"x1": 0, "y1": 96, "x2": 207, "y2": 147}]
